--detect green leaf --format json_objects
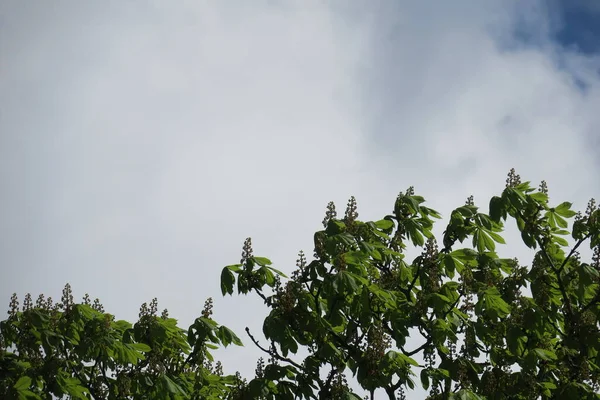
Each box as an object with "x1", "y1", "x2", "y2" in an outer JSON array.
[
  {"x1": 507, "y1": 327, "x2": 526, "y2": 356},
  {"x1": 479, "y1": 287, "x2": 510, "y2": 319},
  {"x1": 14, "y1": 376, "x2": 31, "y2": 391},
  {"x1": 505, "y1": 187, "x2": 526, "y2": 208},
  {"x1": 572, "y1": 219, "x2": 588, "y2": 240},
  {"x1": 489, "y1": 196, "x2": 505, "y2": 222},
  {"x1": 220, "y1": 267, "x2": 235, "y2": 296},
  {"x1": 473, "y1": 231, "x2": 489, "y2": 252},
  {"x1": 420, "y1": 369, "x2": 430, "y2": 390},
  {"x1": 267, "y1": 266, "x2": 288, "y2": 278},
  {"x1": 57, "y1": 375, "x2": 89, "y2": 399},
  {"x1": 404, "y1": 219, "x2": 425, "y2": 246},
  {"x1": 482, "y1": 231, "x2": 495, "y2": 251},
  {"x1": 371, "y1": 228, "x2": 391, "y2": 240},
  {"x1": 217, "y1": 326, "x2": 243, "y2": 347},
  {"x1": 521, "y1": 231, "x2": 537, "y2": 249},
  {"x1": 540, "y1": 381, "x2": 557, "y2": 389},
  {"x1": 337, "y1": 271, "x2": 359, "y2": 292},
  {"x1": 430, "y1": 293, "x2": 452, "y2": 313},
  {"x1": 130, "y1": 342, "x2": 151, "y2": 352},
  {"x1": 451, "y1": 248, "x2": 478, "y2": 262},
  {"x1": 374, "y1": 219, "x2": 394, "y2": 230},
  {"x1": 161, "y1": 374, "x2": 187, "y2": 395},
  {"x1": 226, "y1": 264, "x2": 242, "y2": 272},
  {"x1": 443, "y1": 254, "x2": 460, "y2": 277},
  {"x1": 515, "y1": 181, "x2": 533, "y2": 192},
  {"x1": 554, "y1": 202, "x2": 577, "y2": 218},
  {"x1": 343, "y1": 251, "x2": 369, "y2": 265},
  {"x1": 530, "y1": 192, "x2": 549, "y2": 203},
  {"x1": 533, "y1": 348, "x2": 557, "y2": 361},
  {"x1": 252, "y1": 257, "x2": 272, "y2": 266},
  {"x1": 432, "y1": 319, "x2": 454, "y2": 345},
  {"x1": 552, "y1": 235, "x2": 569, "y2": 247},
  {"x1": 554, "y1": 213, "x2": 568, "y2": 228},
  {"x1": 486, "y1": 230, "x2": 506, "y2": 244},
  {"x1": 457, "y1": 205, "x2": 477, "y2": 218},
  {"x1": 450, "y1": 389, "x2": 485, "y2": 400},
  {"x1": 259, "y1": 266, "x2": 275, "y2": 286},
  {"x1": 28, "y1": 310, "x2": 49, "y2": 328}
]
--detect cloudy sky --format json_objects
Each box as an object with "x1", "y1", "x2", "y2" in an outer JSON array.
[{"x1": 1, "y1": 0, "x2": 599, "y2": 397}]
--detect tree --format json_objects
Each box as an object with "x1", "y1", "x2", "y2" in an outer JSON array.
[
  {"x1": 0, "y1": 289, "x2": 245, "y2": 399},
  {"x1": 2, "y1": 169, "x2": 600, "y2": 399}
]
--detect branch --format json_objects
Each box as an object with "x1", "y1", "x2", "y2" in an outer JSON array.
[
  {"x1": 60, "y1": 342, "x2": 103, "y2": 400},
  {"x1": 407, "y1": 262, "x2": 422, "y2": 294},
  {"x1": 559, "y1": 235, "x2": 590, "y2": 274},
  {"x1": 245, "y1": 327, "x2": 303, "y2": 371},
  {"x1": 403, "y1": 339, "x2": 431, "y2": 357},
  {"x1": 381, "y1": 371, "x2": 406, "y2": 398},
  {"x1": 535, "y1": 233, "x2": 574, "y2": 319},
  {"x1": 383, "y1": 318, "x2": 430, "y2": 357},
  {"x1": 581, "y1": 289, "x2": 600, "y2": 313},
  {"x1": 517, "y1": 206, "x2": 576, "y2": 319},
  {"x1": 252, "y1": 287, "x2": 269, "y2": 304}
]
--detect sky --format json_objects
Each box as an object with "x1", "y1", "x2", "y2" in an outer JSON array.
[{"x1": 1, "y1": 1, "x2": 599, "y2": 398}]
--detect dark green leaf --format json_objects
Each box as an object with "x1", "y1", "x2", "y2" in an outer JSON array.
[
  {"x1": 259, "y1": 266, "x2": 276, "y2": 287},
  {"x1": 457, "y1": 205, "x2": 477, "y2": 218},
  {"x1": 533, "y1": 348, "x2": 557, "y2": 361},
  {"x1": 161, "y1": 374, "x2": 186, "y2": 395},
  {"x1": 217, "y1": 326, "x2": 243, "y2": 347},
  {"x1": 404, "y1": 219, "x2": 425, "y2": 246},
  {"x1": 326, "y1": 219, "x2": 346, "y2": 234},
  {"x1": 130, "y1": 342, "x2": 151, "y2": 352},
  {"x1": 267, "y1": 266, "x2": 288, "y2": 278},
  {"x1": 343, "y1": 251, "x2": 369, "y2": 265},
  {"x1": 521, "y1": 231, "x2": 537, "y2": 249},
  {"x1": 220, "y1": 267, "x2": 235, "y2": 296},
  {"x1": 489, "y1": 196, "x2": 505, "y2": 222},
  {"x1": 420, "y1": 369, "x2": 430, "y2": 390}
]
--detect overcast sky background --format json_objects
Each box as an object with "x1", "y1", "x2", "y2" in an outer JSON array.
[{"x1": 1, "y1": 1, "x2": 599, "y2": 398}]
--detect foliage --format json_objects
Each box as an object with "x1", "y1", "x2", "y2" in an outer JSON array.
[
  {"x1": 219, "y1": 170, "x2": 600, "y2": 399},
  {"x1": 0, "y1": 289, "x2": 244, "y2": 399},
  {"x1": 2, "y1": 169, "x2": 600, "y2": 399}
]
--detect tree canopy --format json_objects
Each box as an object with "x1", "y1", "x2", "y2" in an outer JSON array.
[{"x1": 2, "y1": 169, "x2": 600, "y2": 399}]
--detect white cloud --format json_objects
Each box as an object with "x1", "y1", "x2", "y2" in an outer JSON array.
[{"x1": 1, "y1": 1, "x2": 599, "y2": 398}]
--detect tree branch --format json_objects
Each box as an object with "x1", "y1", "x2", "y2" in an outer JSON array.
[
  {"x1": 533, "y1": 228, "x2": 574, "y2": 319},
  {"x1": 245, "y1": 327, "x2": 303, "y2": 371},
  {"x1": 559, "y1": 235, "x2": 590, "y2": 274},
  {"x1": 581, "y1": 289, "x2": 600, "y2": 313}
]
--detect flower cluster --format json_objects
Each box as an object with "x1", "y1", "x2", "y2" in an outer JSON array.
[
  {"x1": 344, "y1": 196, "x2": 359, "y2": 224},
  {"x1": 323, "y1": 201, "x2": 337, "y2": 228}
]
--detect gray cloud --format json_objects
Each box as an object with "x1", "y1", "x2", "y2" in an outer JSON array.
[{"x1": 1, "y1": 1, "x2": 599, "y2": 398}]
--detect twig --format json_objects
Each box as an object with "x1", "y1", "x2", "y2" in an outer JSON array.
[
  {"x1": 244, "y1": 327, "x2": 303, "y2": 370},
  {"x1": 582, "y1": 289, "x2": 600, "y2": 313},
  {"x1": 559, "y1": 235, "x2": 590, "y2": 274}
]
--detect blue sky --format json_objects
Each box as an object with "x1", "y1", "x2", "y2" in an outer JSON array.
[
  {"x1": 552, "y1": 0, "x2": 600, "y2": 54},
  {"x1": 1, "y1": 1, "x2": 599, "y2": 398}
]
